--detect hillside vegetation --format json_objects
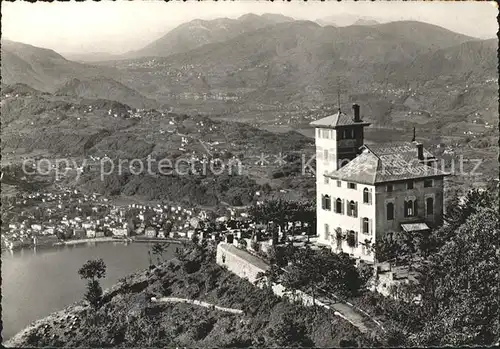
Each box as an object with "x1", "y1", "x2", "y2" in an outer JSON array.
[
  {"x1": 55, "y1": 77, "x2": 157, "y2": 109},
  {"x1": 102, "y1": 20, "x2": 496, "y2": 127},
  {"x1": 5, "y1": 244, "x2": 376, "y2": 348},
  {"x1": 2, "y1": 21, "x2": 496, "y2": 128},
  {"x1": 1, "y1": 40, "x2": 150, "y2": 108},
  {"x1": 1, "y1": 86, "x2": 314, "y2": 206}
]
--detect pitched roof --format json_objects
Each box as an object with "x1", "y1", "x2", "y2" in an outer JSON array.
[
  {"x1": 310, "y1": 110, "x2": 370, "y2": 128},
  {"x1": 325, "y1": 141, "x2": 449, "y2": 184}
]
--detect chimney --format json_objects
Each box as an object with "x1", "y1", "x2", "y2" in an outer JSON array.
[
  {"x1": 352, "y1": 104, "x2": 360, "y2": 122},
  {"x1": 417, "y1": 143, "x2": 424, "y2": 160}
]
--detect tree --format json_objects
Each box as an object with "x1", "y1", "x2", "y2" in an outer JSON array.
[
  {"x1": 78, "y1": 259, "x2": 107, "y2": 308},
  {"x1": 316, "y1": 248, "x2": 366, "y2": 298},
  {"x1": 266, "y1": 313, "x2": 313, "y2": 347},
  {"x1": 409, "y1": 207, "x2": 499, "y2": 346},
  {"x1": 276, "y1": 245, "x2": 366, "y2": 304},
  {"x1": 377, "y1": 204, "x2": 499, "y2": 347},
  {"x1": 151, "y1": 242, "x2": 170, "y2": 264},
  {"x1": 249, "y1": 199, "x2": 315, "y2": 242},
  {"x1": 373, "y1": 231, "x2": 415, "y2": 265},
  {"x1": 78, "y1": 259, "x2": 106, "y2": 281},
  {"x1": 85, "y1": 280, "x2": 104, "y2": 309}
]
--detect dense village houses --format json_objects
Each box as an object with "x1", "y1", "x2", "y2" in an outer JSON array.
[{"x1": 311, "y1": 104, "x2": 449, "y2": 262}]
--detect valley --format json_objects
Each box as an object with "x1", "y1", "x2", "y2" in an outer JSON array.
[
  {"x1": 1, "y1": 6, "x2": 499, "y2": 348},
  {"x1": 1, "y1": 14, "x2": 498, "y2": 215}
]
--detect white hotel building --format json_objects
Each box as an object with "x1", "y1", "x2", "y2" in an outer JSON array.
[{"x1": 311, "y1": 104, "x2": 448, "y2": 263}]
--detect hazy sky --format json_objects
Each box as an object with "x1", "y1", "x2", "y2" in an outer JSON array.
[{"x1": 2, "y1": 0, "x2": 498, "y2": 54}]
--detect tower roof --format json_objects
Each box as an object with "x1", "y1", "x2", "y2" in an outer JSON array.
[
  {"x1": 325, "y1": 141, "x2": 450, "y2": 184},
  {"x1": 310, "y1": 110, "x2": 370, "y2": 128}
]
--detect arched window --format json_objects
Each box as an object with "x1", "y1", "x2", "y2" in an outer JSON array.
[
  {"x1": 363, "y1": 188, "x2": 371, "y2": 204},
  {"x1": 348, "y1": 200, "x2": 357, "y2": 217},
  {"x1": 426, "y1": 197, "x2": 434, "y2": 215},
  {"x1": 322, "y1": 195, "x2": 331, "y2": 210},
  {"x1": 405, "y1": 200, "x2": 414, "y2": 217},
  {"x1": 336, "y1": 198, "x2": 343, "y2": 214},
  {"x1": 387, "y1": 202, "x2": 394, "y2": 220}
]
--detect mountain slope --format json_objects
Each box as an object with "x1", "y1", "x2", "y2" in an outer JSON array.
[
  {"x1": 353, "y1": 19, "x2": 379, "y2": 26},
  {"x1": 317, "y1": 14, "x2": 379, "y2": 27},
  {"x1": 1, "y1": 40, "x2": 120, "y2": 92},
  {"x1": 371, "y1": 20, "x2": 475, "y2": 50},
  {"x1": 55, "y1": 77, "x2": 157, "y2": 109},
  {"x1": 1, "y1": 40, "x2": 156, "y2": 107},
  {"x1": 118, "y1": 20, "x2": 480, "y2": 104},
  {"x1": 377, "y1": 38, "x2": 497, "y2": 83},
  {"x1": 128, "y1": 13, "x2": 295, "y2": 58}
]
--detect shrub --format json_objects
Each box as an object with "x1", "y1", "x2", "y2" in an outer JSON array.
[
  {"x1": 346, "y1": 232, "x2": 356, "y2": 248},
  {"x1": 191, "y1": 234, "x2": 200, "y2": 244},
  {"x1": 250, "y1": 240, "x2": 260, "y2": 252},
  {"x1": 238, "y1": 239, "x2": 248, "y2": 250}
]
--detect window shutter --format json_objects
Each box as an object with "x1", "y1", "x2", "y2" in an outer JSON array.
[
  {"x1": 369, "y1": 218, "x2": 373, "y2": 235},
  {"x1": 354, "y1": 202, "x2": 358, "y2": 218},
  {"x1": 333, "y1": 197, "x2": 337, "y2": 213},
  {"x1": 341, "y1": 199, "x2": 345, "y2": 214},
  {"x1": 360, "y1": 217, "x2": 363, "y2": 232},
  {"x1": 369, "y1": 191, "x2": 372, "y2": 205},
  {"x1": 414, "y1": 200, "x2": 418, "y2": 216},
  {"x1": 355, "y1": 231, "x2": 358, "y2": 247},
  {"x1": 404, "y1": 201, "x2": 408, "y2": 217}
]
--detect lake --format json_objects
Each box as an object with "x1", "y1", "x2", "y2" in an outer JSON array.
[{"x1": 1, "y1": 242, "x2": 175, "y2": 341}]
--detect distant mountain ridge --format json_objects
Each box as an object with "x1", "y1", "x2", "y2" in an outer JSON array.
[
  {"x1": 127, "y1": 13, "x2": 295, "y2": 58},
  {"x1": 1, "y1": 40, "x2": 120, "y2": 92},
  {"x1": 316, "y1": 14, "x2": 380, "y2": 27},
  {"x1": 2, "y1": 19, "x2": 495, "y2": 127},
  {"x1": 120, "y1": 20, "x2": 478, "y2": 97},
  {"x1": 353, "y1": 19, "x2": 379, "y2": 26},
  {"x1": 1, "y1": 40, "x2": 155, "y2": 108}
]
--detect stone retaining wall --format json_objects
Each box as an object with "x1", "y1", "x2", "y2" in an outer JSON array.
[{"x1": 216, "y1": 243, "x2": 327, "y2": 307}]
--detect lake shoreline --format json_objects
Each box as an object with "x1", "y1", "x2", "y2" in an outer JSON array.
[
  {"x1": 2, "y1": 242, "x2": 172, "y2": 341},
  {"x1": 4, "y1": 236, "x2": 189, "y2": 252}
]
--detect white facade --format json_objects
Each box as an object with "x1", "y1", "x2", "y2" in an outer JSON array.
[
  {"x1": 317, "y1": 177, "x2": 376, "y2": 262},
  {"x1": 313, "y1": 116, "x2": 446, "y2": 264}
]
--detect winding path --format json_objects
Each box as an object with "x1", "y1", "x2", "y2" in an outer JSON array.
[{"x1": 150, "y1": 296, "x2": 244, "y2": 315}]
